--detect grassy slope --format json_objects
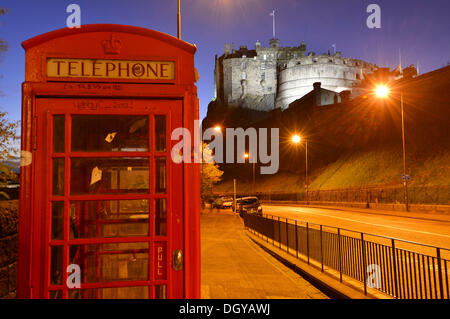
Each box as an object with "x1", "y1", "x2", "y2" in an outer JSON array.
[{"x1": 214, "y1": 147, "x2": 450, "y2": 194}]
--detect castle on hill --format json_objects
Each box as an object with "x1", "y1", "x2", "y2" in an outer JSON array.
[{"x1": 213, "y1": 38, "x2": 375, "y2": 111}]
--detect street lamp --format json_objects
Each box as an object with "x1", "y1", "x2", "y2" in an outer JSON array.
[
  {"x1": 244, "y1": 153, "x2": 255, "y2": 195},
  {"x1": 375, "y1": 85, "x2": 390, "y2": 98},
  {"x1": 214, "y1": 125, "x2": 221, "y2": 133},
  {"x1": 177, "y1": 0, "x2": 181, "y2": 39},
  {"x1": 291, "y1": 135, "x2": 309, "y2": 205},
  {"x1": 375, "y1": 84, "x2": 409, "y2": 211}
]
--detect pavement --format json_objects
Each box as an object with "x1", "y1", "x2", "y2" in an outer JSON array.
[
  {"x1": 200, "y1": 208, "x2": 328, "y2": 299},
  {"x1": 261, "y1": 204, "x2": 450, "y2": 255}
]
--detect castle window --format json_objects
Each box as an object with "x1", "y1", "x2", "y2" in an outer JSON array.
[
  {"x1": 263, "y1": 54, "x2": 267, "y2": 60},
  {"x1": 261, "y1": 72, "x2": 265, "y2": 81},
  {"x1": 261, "y1": 62, "x2": 266, "y2": 70},
  {"x1": 241, "y1": 61, "x2": 247, "y2": 69},
  {"x1": 242, "y1": 72, "x2": 247, "y2": 80}
]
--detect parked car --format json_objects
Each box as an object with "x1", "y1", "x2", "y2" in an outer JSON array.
[
  {"x1": 212, "y1": 196, "x2": 234, "y2": 209},
  {"x1": 235, "y1": 197, "x2": 262, "y2": 216}
]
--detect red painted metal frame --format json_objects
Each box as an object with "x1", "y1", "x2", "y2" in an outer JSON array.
[
  {"x1": 18, "y1": 25, "x2": 200, "y2": 299},
  {"x1": 39, "y1": 99, "x2": 181, "y2": 299}
]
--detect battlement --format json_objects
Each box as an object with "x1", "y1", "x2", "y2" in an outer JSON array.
[{"x1": 215, "y1": 39, "x2": 374, "y2": 111}]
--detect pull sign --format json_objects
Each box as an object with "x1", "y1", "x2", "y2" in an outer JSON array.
[{"x1": 155, "y1": 242, "x2": 167, "y2": 280}]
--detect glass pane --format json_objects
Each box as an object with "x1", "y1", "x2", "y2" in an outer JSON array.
[
  {"x1": 51, "y1": 202, "x2": 64, "y2": 240},
  {"x1": 71, "y1": 115, "x2": 149, "y2": 152},
  {"x1": 49, "y1": 290, "x2": 62, "y2": 299},
  {"x1": 155, "y1": 158, "x2": 166, "y2": 193},
  {"x1": 50, "y1": 246, "x2": 63, "y2": 285},
  {"x1": 155, "y1": 115, "x2": 166, "y2": 152},
  {"x1": 155, "y1": 199, "x2": 166, "y2": 236},
  {"x1": 155, "y1": 285, "x2": 166, "y2": 299},
  {"x1": 68, "y1": 286, "x2": 149, "y2": 299},
  {"x1": 53, "y1": 115, "x2": 65, "y2": 153},
  {"x1": 70, "y1": 158, "x2": 149, "y2": 195},
  {"x1": 68, "y1": 242, "x2": 149, "y2": 283},
  {"x1": 52, "y1": 158, "x2": 65, "y2": 196},
  {"x1": 69, "y1": 200, "x2": 149, "y2": 239}
]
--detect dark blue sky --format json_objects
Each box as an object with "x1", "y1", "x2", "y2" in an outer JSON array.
[{"x1": 0, "y1": 0, "x2": 449, "y2": 124}]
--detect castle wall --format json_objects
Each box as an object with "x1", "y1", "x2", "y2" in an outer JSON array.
[
  {"x1": 222, "y1": 52, "x2": 278, "y2": 110},
  {"x1": 214, "y1": 39, "x2": 374, "y2": 111},
  {"x1": 275, "y1": 55, "x2": 373, "y2": 109}
]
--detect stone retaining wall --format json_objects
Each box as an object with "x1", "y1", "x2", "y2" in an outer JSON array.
[{"x1": 0, "y1": 200, "x2": 18, "y2": 299}]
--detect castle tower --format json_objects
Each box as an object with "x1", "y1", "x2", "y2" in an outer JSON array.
[{"x1": 269, "y1": 38, "x2": 280, "y2": 49}]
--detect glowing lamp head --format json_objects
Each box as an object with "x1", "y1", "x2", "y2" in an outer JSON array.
[
  {"x1": 244, "y1": 153, "x2": 249, "y2": 159},
  {"x1": 214, "y1": 125, "x2": 221, "y2": 132},
  {"x1": 292, "y1": 135, "x2": 301, "y2": 144},
  {"x1": 375, "y1": 85, "x2": 390, "y2": 98}
]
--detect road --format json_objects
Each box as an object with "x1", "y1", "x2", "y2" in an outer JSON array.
[
  {"x1": 261, "y1": 204, "x2": 450, "y2": 256},
  {"x1": 201, "y1": 209, "x2": 328, "y2": 299}
]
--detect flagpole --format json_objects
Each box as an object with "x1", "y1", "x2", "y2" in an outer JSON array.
[{"x1": 270, "y1": 10, "x2": 275, "y2": 38}]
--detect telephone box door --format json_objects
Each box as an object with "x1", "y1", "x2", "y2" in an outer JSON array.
[{"x1": 33, "y1": 98, "x2": 183, "y2": 299}]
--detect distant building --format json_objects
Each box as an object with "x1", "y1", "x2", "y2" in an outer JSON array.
[{"x1": 214, "y1": 38, "x2": 375, "y2": 111}]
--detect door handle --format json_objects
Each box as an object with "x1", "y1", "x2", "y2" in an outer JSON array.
[{"x1": 172, "y1": 249, "x2": 183, "y2": 271}]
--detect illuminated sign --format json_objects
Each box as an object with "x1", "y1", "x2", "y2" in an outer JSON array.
[{"x1": 47, "y1": 58, "x2": 175, "y2": 80}]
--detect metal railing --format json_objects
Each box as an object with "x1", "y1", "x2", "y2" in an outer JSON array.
[
  {"x1": 217, "y1": 185, "x2": 450, "y2": 205},
  {"x1": 242, "y1": 213, "x2": 450, "y2": 299}
]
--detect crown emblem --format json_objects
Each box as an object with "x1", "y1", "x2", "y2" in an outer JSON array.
[{"x1": 102, "y1": 34, "x2": 122, "y2": 55}]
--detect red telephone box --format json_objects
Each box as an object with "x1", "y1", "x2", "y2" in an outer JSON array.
[{"x1": 18, "y1": 24, "x2": 200, "y2": 299}]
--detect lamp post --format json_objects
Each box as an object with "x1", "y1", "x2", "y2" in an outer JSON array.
[
  {"x1": 177, "y1": 0, "x2": 181, "y2": 39},
  {"x1": 291, "y1": 135, "x2": 309, "y2": 205},
  {"x1": 375, "y1": 85, "x2": 409, "y2": 212},
  {"x1": 244, "y1": 153, "x2": 255, "y2": 195}
]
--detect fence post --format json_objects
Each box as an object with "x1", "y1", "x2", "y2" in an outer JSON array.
[
  {"x1": 286, "y1": 218, "x2": 289, "y2": 254},
  {"x1": 391, "y1": 239, "x2": 399, "y2": 298},
  {"x1": 366, "y1": 188, "x2": 370, "y2": 208},
  {"x1": 278, "y1": 217, "x2": 281, "y2": 249},
  {"x1": 437, "y1": 248, "x2": 444, "y2": 299},
  {"x1": 320, "y1": 225, "x2": 324, "y2": 272},
  {"x1": 338, "y1": 228, "x2": 342, "y2": 282},
  {"x1": 271, "y1": 216, "x2": 275, "y2": 247},
  {"x1": 295, "y1": 220, "x2": 299, "y2": 259},
  {"x1": 306, "y1": 222, "x2": 310, "y2": 265},
  {"x1": 361, "y1": 233, "x2": 367, "y2": 295}
]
